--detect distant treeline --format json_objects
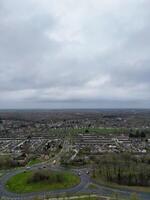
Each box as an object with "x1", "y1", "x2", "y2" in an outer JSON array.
[{"x1": 129, "y1": 129, "x2": 147, "y2": 138}]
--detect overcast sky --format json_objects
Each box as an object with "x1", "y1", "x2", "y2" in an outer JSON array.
[{"x1": 0, "y1": 0, "x2": 150, "y2": 109}]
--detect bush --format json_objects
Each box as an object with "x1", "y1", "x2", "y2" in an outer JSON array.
[
  {"x1": 27, "y1": 170, "x2": 65, "y2": 184},
  {"x1": 0, "y1": 156, "x2": 21, "y2": 169}
]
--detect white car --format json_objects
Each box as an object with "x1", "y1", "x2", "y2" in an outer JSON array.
[
  {"x1": 26, "y1": 166, "x2": 31, "y2": 170},
  {"x1": 53, "y1": 160, "x2": 56, "y2": 165}
]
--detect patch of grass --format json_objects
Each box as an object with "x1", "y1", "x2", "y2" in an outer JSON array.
[
  {"x1": 0, "y1": 172, "x2": 3, "y2": 177},
  {"x1": 6, "y1": 169, "x2": 80, "y2": 193},
  {"x1": 27, "y1": 158, "x2": 42, "y2": 166},
  {"x1": 94, "y1": 177, "x2": 150, "y2": 193},
  {"x1": 87, "y1": 183, "x2": 99, "y2": 190}
]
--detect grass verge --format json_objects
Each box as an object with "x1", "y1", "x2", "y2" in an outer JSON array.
[{"x1": 94, "y1": 178, "x2": 150, "y2": 193}]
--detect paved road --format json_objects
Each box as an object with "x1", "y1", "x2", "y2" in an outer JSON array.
[{"x1": 0, "y1": 164, "x2": 150, "y2": 200}]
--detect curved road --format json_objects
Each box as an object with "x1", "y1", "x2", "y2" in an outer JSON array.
[{"x1": 0, "y1": 163, "x2": 150, "y2": 200}]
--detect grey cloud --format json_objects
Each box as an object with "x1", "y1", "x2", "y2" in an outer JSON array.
[{"x1": 0, "y1": 0, "x2": 150, "y2": 108}]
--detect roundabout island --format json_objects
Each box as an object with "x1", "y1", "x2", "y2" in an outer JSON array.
[{"x1": 6, "y1": 169, "x2": 80, "y2": 193}]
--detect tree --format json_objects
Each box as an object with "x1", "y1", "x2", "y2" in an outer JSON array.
[
  {"x1": 135, "y1": 130, "x2": 140, "y2": 137},
  {"x1": 141, "y1": 131, "x2": 146, "y2": 138}
]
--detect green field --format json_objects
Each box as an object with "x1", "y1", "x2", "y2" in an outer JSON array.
[
  {"x1": 6, "y1": 169, "x2": 80, "y2": 193},
  {"x1": 70, "y1": 127, "x2": 127, "y2": 134},
  {"x1": 48, "y1": 127, "x2": 129, "y2": 135}
]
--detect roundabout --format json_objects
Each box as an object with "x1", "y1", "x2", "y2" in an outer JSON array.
[
  {"x1": 0, "y1": 163, "x2": 150, "y2": 200},
  {"x1": 0, "y1": 164, "x2": 90, "y2": 199}
]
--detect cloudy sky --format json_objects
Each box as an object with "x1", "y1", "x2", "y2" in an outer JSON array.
[{"x1": 0, "y1": 0, "x2": 150, "y2": 109}]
